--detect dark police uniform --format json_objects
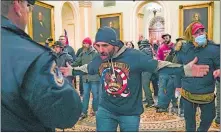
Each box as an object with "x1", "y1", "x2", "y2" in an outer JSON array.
[
  {"x1": 175, "y1": 40, "x2": 220, "y2": 131},
  {"x1": 1, "y1": 16, "x2": 82, "y2": 131}
]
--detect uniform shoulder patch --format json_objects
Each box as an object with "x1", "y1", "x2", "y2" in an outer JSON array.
[{"x1": 50, "y1": 61, "x2": 64, "y2": 87}]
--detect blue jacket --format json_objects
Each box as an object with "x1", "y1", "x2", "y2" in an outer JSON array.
[
  {"x1": 139, "y1": 45, "x2": 153, "y2": 59},
  {"x1": 1, "y1": 16, "x2": 82, "y2": 131},
  {"x1": 176, "y1": 41, "x2": 220, "y2": 94}
]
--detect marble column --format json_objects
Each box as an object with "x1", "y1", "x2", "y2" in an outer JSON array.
[
  {"x1": 79, "y1": 1, "x2": 92, "y2": 42},
  {"x1": 137, "y1": 13, "x2": 144, "y2": 38}
]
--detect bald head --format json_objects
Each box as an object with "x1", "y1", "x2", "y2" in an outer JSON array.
[{"x1": 1, "y1": 0, "x2": 33, "y2": 30}]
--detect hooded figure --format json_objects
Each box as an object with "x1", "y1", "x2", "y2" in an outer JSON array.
[{"x1": 60, "y1": 26, "x2": 211, "y2": 132}]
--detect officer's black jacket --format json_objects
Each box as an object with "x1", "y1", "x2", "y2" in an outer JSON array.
[{"x1": 1, "y1": 16, "x2": 82, "y2": 131}]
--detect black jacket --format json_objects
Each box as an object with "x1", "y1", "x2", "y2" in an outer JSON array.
[{"x1": 1, "y1": 16, "x2": 82, "y2": 131}]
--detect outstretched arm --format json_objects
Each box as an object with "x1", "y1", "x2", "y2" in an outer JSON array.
[
  {"x1": 60, "y1": 56, "x2": 102, "y2": 77},
  {"x1": 138, "y1": 53, "x2": 209, "y2": 77}
]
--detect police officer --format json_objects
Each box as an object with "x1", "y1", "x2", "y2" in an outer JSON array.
[
  {"x1": 175, "y1": 21, "x2": 220, "y2": 131},
  {"x1": 1, "y1": 0, "x2": 82, "y2": 131}
]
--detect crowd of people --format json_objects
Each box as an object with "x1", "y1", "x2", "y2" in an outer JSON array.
[{"x1": 1, "y1": 0, "x2": 220, "y2": 132}]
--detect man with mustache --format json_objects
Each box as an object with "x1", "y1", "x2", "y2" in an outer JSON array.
[
  {"x1": 175, "y1": 22, "x2": 220, "y2": 131},
  {"x1": 72, "y1": 37, "x2": 100, "y2": 120},
  {"x1": 60, "y1": 26, "x2": 210, "y2": 132}
]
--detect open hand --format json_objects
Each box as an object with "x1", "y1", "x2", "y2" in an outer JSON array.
[
  {"x1": 184, "y1": 57, "x2": 209, "y2": 77},
  {"x1": 213, "y1": 69, "x2": 220, "y2": 79}
]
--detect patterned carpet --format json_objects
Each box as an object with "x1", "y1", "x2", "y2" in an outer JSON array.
[
  {"x1": 56, "y1": 80, "x2": 220, "y2": 132},
  {"x1": 56, "y1": 106, "x2": 220, "y2": 132}
]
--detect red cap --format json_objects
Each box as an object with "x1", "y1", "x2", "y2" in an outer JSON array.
[
  {"x1": 191, "y1": 22, "x2": 205, "y2": 35},
  {"x1": 82, "y1": 37, "x2": 92, "y2": 45}
]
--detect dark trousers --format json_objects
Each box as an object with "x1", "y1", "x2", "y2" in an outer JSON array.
[
  {"x1": 158, "y1": 75, "x2": 177, "y2": 108},
  {"x1": 151, "y1": 73, "x2": 159, "y2": 96},
  {"x1": 79, "y1": 75, "x2": 84, "y2": 96},
  {"x1": 182, "y1": 97, "x2": 215, "y2": 132},
  {"x1": 142, "y1": 72, "x2": 154, "y2": 104}
]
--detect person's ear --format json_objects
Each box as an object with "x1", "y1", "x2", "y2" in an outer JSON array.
[{"x1": 13, "y1": 0, "x2": 22, "y2": 17}]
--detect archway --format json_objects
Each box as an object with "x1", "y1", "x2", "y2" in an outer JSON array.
[
  {"x1": 131, "y1": 1, "x2": 170, "y2": 45},
  {"x1": 61, "y1": 2, "x2": 80, "y2": 50},
  {"x1": 148, "y1": 16, "x2": 165, "y2": 44}
]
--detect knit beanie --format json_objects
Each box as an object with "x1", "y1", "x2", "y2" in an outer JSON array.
[
  {"x1": 94, "y1": 26, "x2": 118, "y2": 46},
  {"x1": 82, "y1": 37, "x2": 92, "y2": 45}
]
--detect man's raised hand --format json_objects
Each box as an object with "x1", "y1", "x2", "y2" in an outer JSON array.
[{"x1": 184, "y1": 57, "x2": 209, "y2": 77}]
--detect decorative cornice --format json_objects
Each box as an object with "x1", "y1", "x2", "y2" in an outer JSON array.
[{"x1": 79, "y1": 1, "x2": 92, "y2": 8}]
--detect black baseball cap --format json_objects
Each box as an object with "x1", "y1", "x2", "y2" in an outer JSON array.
[
  {"x1": 161, "y1": 33, "x2": 171, "y2": 39},
  {"x1": 176, "y1": 37, "x2": 184, "y2": 42},
  {"x1": 54, "y1": 41, "x2": 64, "y2": 48}
]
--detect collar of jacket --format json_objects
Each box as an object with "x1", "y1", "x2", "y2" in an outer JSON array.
[
  {"x1": 112, "y1": 45, "x2": 127, "y2": 59},
  {"x1": 1, "y1": 15, "x2": 51, "y2": 51},
  {"x1": 83, "y1": 47, "x2": 95, "y2": 54},
  {"x1": 181, "y1": 41, "x2": 210, "y2": 53},
  {"x1": 1, "y1": 16, "x2": 31, "y2": 39}
]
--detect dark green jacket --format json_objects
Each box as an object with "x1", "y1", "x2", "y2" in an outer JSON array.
[
  {"x1": 72, "y1": 47, "x2": 100, "y2": 82},
  {"x1": 76, "y1": 47, "x2": 83, "y2": 57},
  {"x1": 176, "y1": 41, "x2": 220, "y2": 94}
]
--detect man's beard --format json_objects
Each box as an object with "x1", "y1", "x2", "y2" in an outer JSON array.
[
  {"x1": 83, "y1": 46, "x2": 89, "y2": 49},
  {"x1": 100, "y1": 47, "x2": 116, "y2": 61},
  {"x1": 165, "y1": 40, "x2": 171, "y2": 44}
]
